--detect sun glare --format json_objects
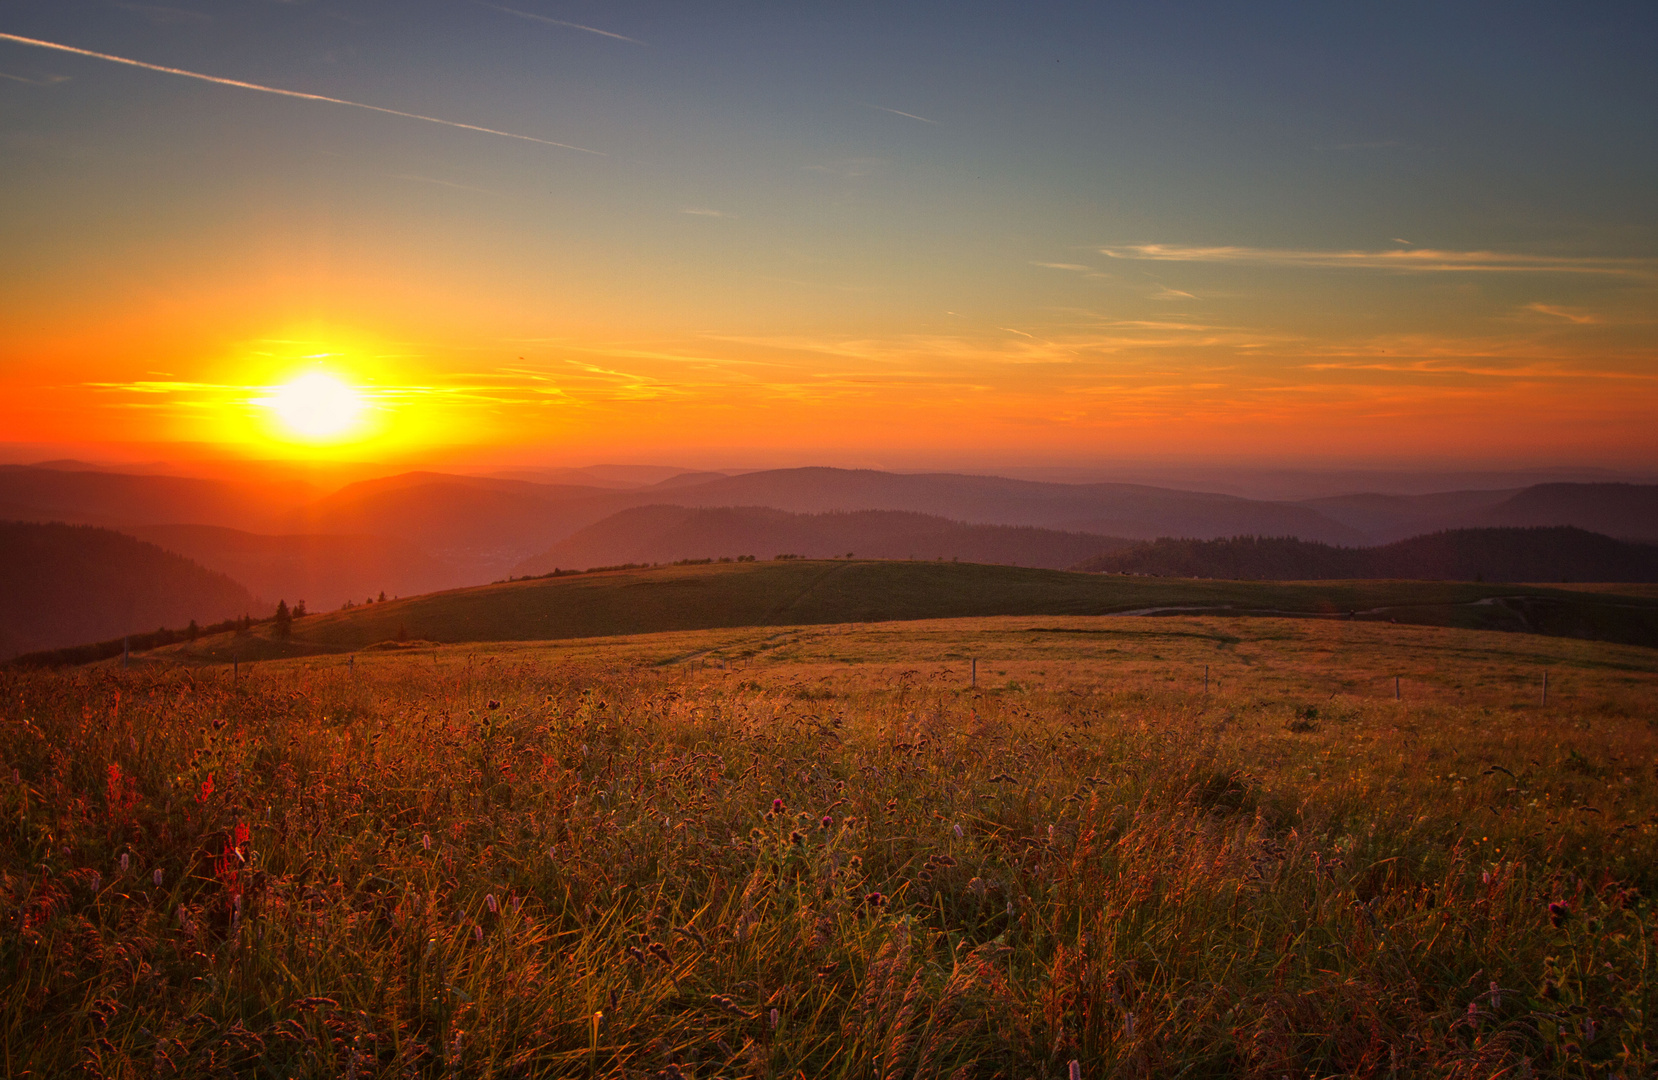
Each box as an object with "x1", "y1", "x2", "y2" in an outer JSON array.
[{"x1": 269, "y1": 372, "x2": 363, "y2": 440}]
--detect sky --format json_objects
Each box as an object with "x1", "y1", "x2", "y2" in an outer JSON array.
[{"x1": 1, "y1": 1, "x2": 1655, "y2": 473}]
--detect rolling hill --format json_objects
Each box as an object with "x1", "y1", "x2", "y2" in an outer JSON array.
[
  {"x1": 620, "y1": 468, "x2": 1373, "y2": 544},
  {"x1": 511, "y1": 505, "x2": 1133, "y2": 574},
  {"x1": 120, "y1": 523, "x2": 468, "y2": 611},
  {"x1": 1477, "y1": 483, "x2": 1658, "y2": 540},
  {"x1": 141, "y1": 558, "x2": 1658, "y2": 663},
  {"x1": 0, "y1": 463, "x2": 316, "y2": 529},
  {"x1": 0, "y1": 521, "x2": 265, "y2": 659},
  {"x1": 277, "y1": 473, "x2": 618, "y2": 576},
  {"x1": 1072, "y1": 527, "x2": 1658, "y2": 582}
]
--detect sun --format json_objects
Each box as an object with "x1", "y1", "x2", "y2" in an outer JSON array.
[{"x1": 269, "y1": 372, "x2": 363, "y2": 440}]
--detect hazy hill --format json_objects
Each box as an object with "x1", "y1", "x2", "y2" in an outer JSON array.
[
  {"x1": 279, "y1": 474, "x2": 618, "y2": 575},
  {"x1": 511, "y1": 505, "x2": 1133, "y2": 574},
  {"x1": 0, "y1": 521, "x2": 263, "y2": 658},
  {"x1": 1295, "y1": 489, "x2": 1521, "y2": 543},
  {"x1": 0, "y1": 463, "x2": 315, "y2": 529},
  {"x1": 1073, "y1": 527, "x2": 1658, "y2": 582},
  {"x1": 121, "y1": 524, "x2": 468, "y2": 612},
  {"x1": 1477, "y1": 483, "x2": 1658, "y2": 540},
  {"x1": 630, "y1": 468, "x2": 1372, "y2": 544}
]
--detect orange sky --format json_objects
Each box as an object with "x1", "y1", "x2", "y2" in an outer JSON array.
[{"x1": 2, "y1": 4, "x2": 1655, "y2": 470}]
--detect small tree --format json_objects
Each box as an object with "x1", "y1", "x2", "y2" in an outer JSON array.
[
  {"x1": 274, "y1": 600, "x2": 292, "y2": 639},
  {"x1": 293, "y1": 600, "x2": 307, "y2": 618},
  {"x1": 186, "y1": 619, "x2": 199, "y2": 642}
]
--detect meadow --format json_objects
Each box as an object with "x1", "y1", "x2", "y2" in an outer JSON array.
[{"x1": 3, "y1": 614, "x2": 1655, "y2": 1078}]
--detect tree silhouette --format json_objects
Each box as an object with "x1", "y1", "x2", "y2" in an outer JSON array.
[{"x1": 273, "y1": 600, "x2": 292, "y2": 639}]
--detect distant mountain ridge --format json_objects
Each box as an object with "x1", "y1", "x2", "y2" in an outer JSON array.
[
  {"x1": 121, "y1": 524, "x2": 468, "y2": 612},
  {"x1": 3, "y1": 463, "x2": 1654, "y2": 624},
  {"x1": 512, "y1": 505, "x2": 1134, "y2": 575},
  {"x1": 1073, "y1": 527, "x2": 1658, "y2": 582},
  {"x1": 1476, "y1": 483, "x2": 1658, "y2": 540},
  {"x1": 0, "y1": 521, "x2": 265, "y2": 659}
]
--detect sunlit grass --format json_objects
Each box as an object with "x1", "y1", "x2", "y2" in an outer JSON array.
[{"x1": 2, "y1": 616, "x2": 1654, "y2": 1077}]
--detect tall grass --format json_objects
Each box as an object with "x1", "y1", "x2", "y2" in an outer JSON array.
[{"x1": 1, "y1": 616, "x2": 1653, "y2": 1077}]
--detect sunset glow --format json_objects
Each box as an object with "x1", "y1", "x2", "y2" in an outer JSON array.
[{"x1": 0, "y1": 4, "x2": 1652, "y2": 472}]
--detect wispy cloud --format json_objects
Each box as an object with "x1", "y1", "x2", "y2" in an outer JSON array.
[
  {"x1": 473, "y1": 2, "x2": 646, "y2": 45},
  {"x1": 1523, "y1": 302, "x2": 1600, "y2": 324},
  {"x1": 0, "y1": 70, "x2": 70, "y2": 85},
  {"x1": 681, "y1": 207, "x2": 734, "y2": 218},
  {"x1": 1099, "y1": 243, "x2": 1651, "y2": 276},
  {"x1": 1149, "y1": 287, "x2": 1196, "y2": 301},
  {"x1": 1031, "y1": 262, "x2": 1091, "y2": 272},
  {"x1": 0, "y1": 31, "x2": 603, "y2": 153},
  {"x1": 864, "y1": 104, "x2": 935, "y2": 124}
]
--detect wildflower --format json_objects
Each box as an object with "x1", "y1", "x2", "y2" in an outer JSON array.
[
  {"x1": 88, "y1": 870, "x2": 102, "y2": 894},
  {"x1": 864, "y1": 891, "x2": 886, "y2": 907},
  {"x1": 1125, "y1": 1012, "x2": 1135, "y2": 1039},
  {"x1": 1548, "y1": 900, "x2": 1571, "y2": 927},
  {"x1": 119, "y1": 853, "x2": 129, "y2": 873},
  {"x1": 1069, "y1": 1061, "x2": 1082, "y2": 1080},
  {"x1": 154, "y1": 868, "x2": 164, "y2": 887},
  {"x1": 954, "y1": 823, "x2": 965, "y2": 841},
  {"x1": 511, "y1": 895, "x2": 524, "y2": 913},
  {"x1": 235, "y1": 822, "x2": 251, "y2": 847},
  {"x1": 821, "y1": 815, "x2": 833, "y2": 830},
  {"x1": 488, "y1": 699, "x2": 501, "y2": 710},
  {"x1": 772, "y1": 797, "x2": 786, "y2": 814},
  {"x1": 473, "y1": 924, "x2": 484, "y2": 944},
  {"x1": 789, "y1": 830, "x2": 804, "y2": 845},
  {"x1": 769, "y1": 1007, "x2": 780, "y2": 1030},
  {"x1": 422, "y1": 833, "x2": 432, "y2": 850},
  {"x1": 485, "y1": 893, "x2": 498, "y2": 914}
]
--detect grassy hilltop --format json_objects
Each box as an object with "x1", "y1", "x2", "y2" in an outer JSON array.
[
  {"x1": 150, "y1": 558, "x2": 1658, "y2": 665},
  {"x1": 2, "y1": 615, "x2": 1655, "y2": 1076}
]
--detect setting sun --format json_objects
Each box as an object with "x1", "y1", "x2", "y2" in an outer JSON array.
[{"x1": 268, "y1": 372, "x2": 362, "y2": 441}]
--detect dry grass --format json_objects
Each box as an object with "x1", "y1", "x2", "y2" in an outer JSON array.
[{"x1": 2, "y1": 615, "x2": 1654, "y2": 1078}]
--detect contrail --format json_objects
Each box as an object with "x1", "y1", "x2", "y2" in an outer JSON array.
[
  {"x1": 0, "y1": 30, "x2": 603, "y2": 154},
  {"x1": 474, "y1": 2, "x2": 646, "y2": 45},
  {"x1": 866, "y1": 104, "x2": 935, "y2": 124}
]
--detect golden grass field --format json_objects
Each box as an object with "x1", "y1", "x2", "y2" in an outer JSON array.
[{"x1": 3, "y1": 614, "x2": 1655, "y2": 1077}]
